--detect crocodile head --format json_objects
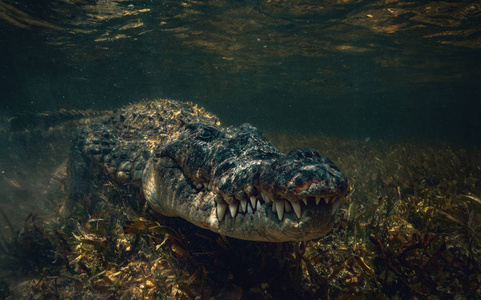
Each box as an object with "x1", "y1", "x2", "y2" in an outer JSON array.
[{"x1": 143, "y1": 123, "x2": 350, "y2": 242}]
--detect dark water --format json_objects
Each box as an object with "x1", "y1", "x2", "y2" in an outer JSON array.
[
  {"x1": 1, "y1": 2, "x2": 481, "y2": 298},
  {"x1": 1, "y1": 0, "x2": 481, "y2": 145}
]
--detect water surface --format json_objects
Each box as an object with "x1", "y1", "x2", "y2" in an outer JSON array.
[{"x1": 1, "y1": 0, "x2": 480, "y2": 145}]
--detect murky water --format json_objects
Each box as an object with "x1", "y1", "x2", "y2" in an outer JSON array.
[
  {"x1": 1, "y1": 1, "x2": 481, "y2": 298},
  {"x1": 1, "y1": 0, "x2": 481, "y2": 145}
]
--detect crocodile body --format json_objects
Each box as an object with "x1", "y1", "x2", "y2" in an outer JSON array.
[{"x1": 68, "y1": 99, "x2": 349, "y2": 242}]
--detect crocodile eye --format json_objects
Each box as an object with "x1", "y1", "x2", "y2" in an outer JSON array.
[{"x1": 199, "y1": 128, "x2": 213, "y2": 140}]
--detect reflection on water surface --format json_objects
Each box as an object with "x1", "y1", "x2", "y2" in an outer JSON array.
[{"x1": 1, "y1": 0, "x2": 480, "y2": 145}]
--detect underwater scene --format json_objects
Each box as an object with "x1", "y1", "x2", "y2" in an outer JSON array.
[{"x1": 1, "y1": 0, "x2": 481, "y2": 299}]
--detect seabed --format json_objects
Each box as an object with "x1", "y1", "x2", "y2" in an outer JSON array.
[{"x1": 0, "y1": 132, "x2": 480, "y2": 299}]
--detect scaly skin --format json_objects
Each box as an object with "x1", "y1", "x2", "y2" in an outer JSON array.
[{"x1": 68, "y1": 99, "x2": 349, "y2": 242}]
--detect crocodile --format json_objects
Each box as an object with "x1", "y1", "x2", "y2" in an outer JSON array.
[{"x1": 67, "y1": 99, "x2": 350, "y2": 242}]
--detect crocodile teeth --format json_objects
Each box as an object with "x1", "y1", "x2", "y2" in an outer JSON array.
[
  {"x1": 249, "y1": 196, "x2": 257, "y2": 208},
  {"x1": 302, "y1": 198, "x2": 308, "y2": 206},
  {"x1": 260, "y1": 192, "x2": 266, "y2": 202},
  {"x1": 291, "y1": 201, "x2": 301, "y2": 218},
  {"x1": 331, "y1": 199, "x2": 341, "y2": 215},
  {"x1": 315, "y1": 196, "x2": 321, "y2": 205},
  {"x1": 256, "y1": 200, "x2": 261, "y2": 211},
  {"x1": 208, "y1": 183, "x2": 212, "y2": 191},
  {"x1": 261, "y1": 192, "x2": 272, "y2": 204},
  {"x1": 275, "y1": 199, "x2": 284, "y2": 221},
  {"x1": 324, "y1": 197, "x2": 329, "y2": 205},
  {"x1": 217, "y1": 203, "x2": 227, "y2": 221},
  {"x1": 240, "y1": 199, "x2": 247, "y2": 212},
  {"x1": 247, "y1": 202, "x2": 253, "y2": 214},
  {"x1": 284, "y1": 200, "x2": 292, "y2": 213},
  {"x1": 229, "y1": 202, "x2": 238, "y2": 217}
]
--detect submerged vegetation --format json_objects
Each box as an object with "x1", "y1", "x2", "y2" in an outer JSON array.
[{"x1": 1, "y1": 133, "x2": 480, "y2": 299}]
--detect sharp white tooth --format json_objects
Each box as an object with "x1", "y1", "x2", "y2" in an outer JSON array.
[
  {"x1": 208, "y1": 183, "x2": 212, "y2": 190},
  {"x1": 272, "y1": 201, "x2": 277, "y2": 213},
  {"x1": 217, "y1": 203, "x2": 227, "y2": 221},
  {"x1": 275, "y1": 200, "x2": 284, "y2": 221},
  {"x1": 331, "y1": 199, "x2": 341, "y2": 215},
  {"x1": 302, "y1": 198, "x2": 308, "y2": 206},
  {"x1": 247, "y1": 202, "x2": 253, "y2": 214},
  {"x1": 229, "y1": 202, "x2": 238, "y2": 217},
  {"x1": 256, "y1": 200, "x2": 261, "y2": 211},
  {"x1": 315, "y1": 196, "x2": 321, "y2": 205},
  {"x1": 291, "y1": 202, "x2": 301, "y2": 218},
  {"x1": 249, "y1": 196, "x2": 256, "y2": 208},
  {"x1": 324, "y1": 197, "x2": 329, "y2": 205},
  {"x1": 261, "y1": 192, "x2": 272, "y2": 204},
  {"x1": 240, "y1": 199, "x2": 247, "y2": 212},
  {"x1": 284, "y1": 200, "x2": 292, "y2": 212},
  {"x1": 261, "y1": 192, "x2": 269, "y2": 203}
]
